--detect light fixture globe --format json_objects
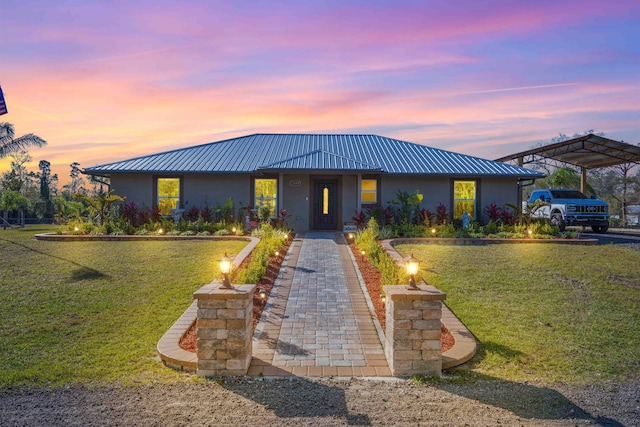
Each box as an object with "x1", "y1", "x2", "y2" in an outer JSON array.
[
  {"x1": 219, "y1": 252, "x2": 234, "y2": 289},
  {"x1": 405, "y1": 253, "x2": 421, "y2": 289}
]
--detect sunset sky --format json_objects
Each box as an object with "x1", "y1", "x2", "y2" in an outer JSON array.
[{"x1": 2, "y1": 0, "x2": 639, "y2": 184}]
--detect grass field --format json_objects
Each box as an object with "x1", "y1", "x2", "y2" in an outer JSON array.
[
  {"x1": 0, "y1": 225, "x2": 248, "y2": 387},
  {"x1": 395, "y1": 242, "x2": 640, "y2": 385}
]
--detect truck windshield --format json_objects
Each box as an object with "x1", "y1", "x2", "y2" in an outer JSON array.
[{"x1": 551, "y1": 190, "x2": 588, "y2": 199}]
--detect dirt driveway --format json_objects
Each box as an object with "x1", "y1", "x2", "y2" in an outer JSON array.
[{"x1": 1, "y1": 377, "x2": 638, "y2": 426}]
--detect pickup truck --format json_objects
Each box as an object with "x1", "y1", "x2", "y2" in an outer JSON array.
[{"x1": 526, "y1": 188, "x2": 609, "y2": 233}]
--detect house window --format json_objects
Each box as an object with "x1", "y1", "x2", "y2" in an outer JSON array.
[
  {"x1": 361, "y1": 179, "x2": 378, "y2": 204},
  {"x1": 157, "y1": 177, "x2": 180, "y2": 215},
  {"x1": 453, "y1": 180, "x2": 476, "y2": 219},
  {"x1": 254, "y1": 178, "x2": 277, "y2": 216}
]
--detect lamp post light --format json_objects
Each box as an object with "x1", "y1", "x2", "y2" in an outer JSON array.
[
  {"x1": 158, "y1": 228, "x2": 164, "y2": 235},
  {"x1": 527, "y1": 229, "x2": 533, "y2": 238},
  {"x1": 348, "y1": 233, "x2": 354, "y2": 240},
  {"x1": 431, "y1": 228, "x2": 437, "y2": 236},
  {"x1": 380, "y1": 293, "x2": 387, "y2": 305},
  {"x1": 232, "y1": 226, "x2": 237, "y2": 234},
  {"x1": 405, "y1": 253, "x2": 421, "y2": 290},
  {"x1": 275, "y1": 250, "x2": 280, "y2": 259},
  {"x1": 361, "y1": 249, "x2": 366, "y2": 261},
  {"x1": 219, "y1": 252, "x2": 234, "y2": 289}
]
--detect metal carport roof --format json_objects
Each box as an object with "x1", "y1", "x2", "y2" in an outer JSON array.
[{"x1": 495, "y1": 134, "x2": 640, "y2": 169}]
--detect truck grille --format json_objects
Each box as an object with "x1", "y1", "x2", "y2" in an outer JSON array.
[{"x1": 566, "y1": 205, "x2": 607, "y2": 213}]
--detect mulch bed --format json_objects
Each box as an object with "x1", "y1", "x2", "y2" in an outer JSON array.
[
  {"x1": 180, "y1": 235, "x2": 453, "y2": 354},
  {"x1": 347, "y1": 240, "x2": 454, "y2": 352},
  {"x1": 179, "y1": 237, "x2": 292, "y2": 353}
]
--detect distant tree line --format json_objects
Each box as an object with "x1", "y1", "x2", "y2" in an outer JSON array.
[{"x1": 0, "y1": 122, "x2": 107, "y2": 227}]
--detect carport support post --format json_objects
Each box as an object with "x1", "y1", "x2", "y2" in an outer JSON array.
[
  {"x1": 384, "y1": 285, "x2": 446, "y2": 376},
  {"x1": 193, "y1": 283, "x2": 256, "y2": 376}
]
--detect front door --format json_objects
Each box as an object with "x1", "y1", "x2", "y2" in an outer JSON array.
[{"x1": 313, "y1": 179, "x2": 338, "y2": 230}]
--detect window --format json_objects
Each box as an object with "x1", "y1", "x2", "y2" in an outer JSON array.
[
  {"x1": 454, "y1": 180, "x2": 476, "y2": 219},
  {"x1": 254, "y1": 178, "x2": 277, "y2": 216},
  {"x1": 157, "y1": 177, "x2": 180, "y2": 215},
  {"x1": 361, "y1": 179, "x2": 377, "y2": 204}
]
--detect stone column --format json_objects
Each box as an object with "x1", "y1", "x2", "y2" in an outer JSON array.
[
  {"x1": 385, "y1": 284, "x2": 446, "y2": 376},
  {"x1": 193, "y1": 283, "x2": 256, "y2": 377}
]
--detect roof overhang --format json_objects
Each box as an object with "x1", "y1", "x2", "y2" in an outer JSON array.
[{"x1": 495, "y1": 134, "x2": 640, "y2": 169}]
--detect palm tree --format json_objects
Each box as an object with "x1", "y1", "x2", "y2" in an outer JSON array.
[{"x1": 0, "y1": 122, "x2": 47, "y2": 159}]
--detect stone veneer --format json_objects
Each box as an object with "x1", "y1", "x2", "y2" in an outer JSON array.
[
  {"x1": 193, "y1": 283, "x2": 256, "y2": 376},
  {"x1": 384, "y1": 284, "x2": 446, "y2": 376}
]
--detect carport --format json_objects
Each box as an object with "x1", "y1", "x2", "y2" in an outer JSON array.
[{"x1": 495, "y1": 133, "x2": 640, "y2": 193}]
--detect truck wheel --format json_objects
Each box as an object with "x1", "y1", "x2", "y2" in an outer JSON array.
[
  {"x1": 591, "y1": 225, "x2": 609, "y2": 233},
  {"x1": 550, "y1": 213, "x2": 566, "y2": 231}
]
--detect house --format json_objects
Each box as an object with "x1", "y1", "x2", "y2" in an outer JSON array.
[{"x1": 83, "y1": 133, "x2": 543, "y2": 231}]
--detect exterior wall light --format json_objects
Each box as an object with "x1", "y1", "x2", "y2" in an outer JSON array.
[
  {"x1": 219, "y1": 252, "x2": 234, "y2": 289},
  {"x1": 405, "y1": 253, "x2": 421, "y2": 290}
]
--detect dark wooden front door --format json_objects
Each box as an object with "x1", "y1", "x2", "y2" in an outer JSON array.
[{"x1": 313, "y1": 179, "x2": 338, "y2": 230}]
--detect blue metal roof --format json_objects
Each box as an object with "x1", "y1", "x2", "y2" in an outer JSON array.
[{"x1": 84, "y1": 133, "x2": 544, "y2": 178}]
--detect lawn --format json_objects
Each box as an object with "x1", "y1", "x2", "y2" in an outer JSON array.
[
  {"x1": 395, "y1": 242, "x2": 640, "y2": 385},
  {"x1": 0, "y1": 225, "x2": 248, "y2": 388}
]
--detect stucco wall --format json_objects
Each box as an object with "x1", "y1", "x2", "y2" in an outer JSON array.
[
  {"x1": 183, "y1": 174, "x2": 249, "y2": 210},
  {"x1": 110, "y1": 174, "x2": 154, "y2": 207},
  {"x1": 281, "y1": 174, "x2": 310, "y2": 231},
  {"x1": 342, "y1": 174, "x2": 358, "y2": 226},
  {"x1": 109, "y1": 173, "x2": 251, "y2": 212},
  {"x1": 380, "y1": 176, "x2": 450, "y2": 212},
  {"x1": 478, "y1": 177, "x2": 519, "y2": 223}
]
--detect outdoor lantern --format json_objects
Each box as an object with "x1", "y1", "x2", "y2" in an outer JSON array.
[
  {"x1": 431, "y1": 228, "x2": 436, "y2": 235},
  {"x1": 219, "y1": 252, "x2": 234, "y2": 289},
  {"x1": 348, "y1": 233, "x2": 354, "y2": 240},
  {"x1": 275, "y1": 250, "x2": 280, "y2": 258},
  {"x1": 405, "y1": 253, "x2": 421, "y2": 290},
  {"x1": 527, "y1": 229, "x2": 533, "y2": 237},
  {"x1": 380, "y1": 293, "x2": 387, "y2": 305},
  {"x1": 232, "y1": 226, "x2": 237, "y2": 233},
  {"x1": 158, "y1": 228, "x2": 163, "y2": 235},
  {"x1": 74, "y1": 226, "x2": 79, "y2": 232},
  {"x1": 259, "y1": 289, "x2": 268, "y2": 306}
]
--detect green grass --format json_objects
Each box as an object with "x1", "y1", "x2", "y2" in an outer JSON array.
[
  {"x1": 396, "y1": 242, "x2": 640, "y2": 385},
  {"x1": 0, "y1": 225, "x2": 248, "y2": 388}
]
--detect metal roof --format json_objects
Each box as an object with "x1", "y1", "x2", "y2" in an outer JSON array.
[
  {"x1": 84, "y1": 133, "x2": 543, "y2": 178},
  {"x1": 495, "y1": 134, "x2": 640, "y2": 169}
]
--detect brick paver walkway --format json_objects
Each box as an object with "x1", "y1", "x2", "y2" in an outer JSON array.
[{"x1": 250, "y1": 232, "x2": 390, "y2": 377}]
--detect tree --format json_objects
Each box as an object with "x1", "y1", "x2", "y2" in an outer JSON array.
[
  {"x1": 74, "y1": 190, "x2": 124, "y2": 226},
  {"x1": 0, "y1": 122, "x2": 46, "y2": 159},
  {"x1": 0, "y1": 189, "x2": 28, "y2": 228},
  {"x1": 65, "y1": 162, "x2": 86, "y2": 195}
]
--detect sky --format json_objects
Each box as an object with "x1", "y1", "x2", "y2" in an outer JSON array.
[{"x1": 2, "y1": 0, "x2": 640, "y2": 185}]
